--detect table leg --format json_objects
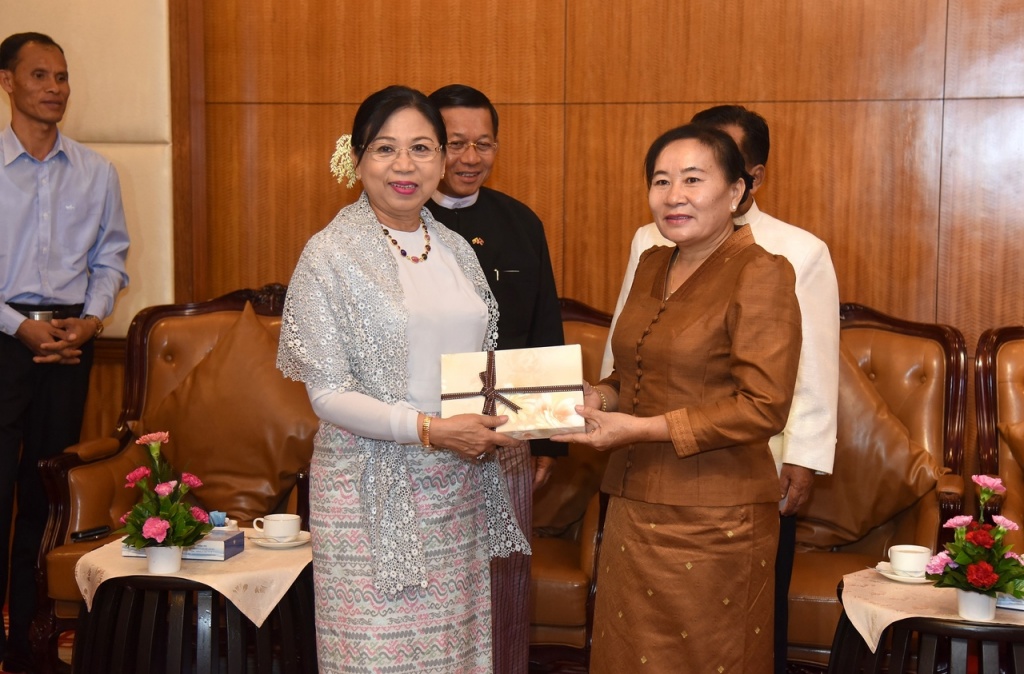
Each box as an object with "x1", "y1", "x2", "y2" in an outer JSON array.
[
  {"x1": 136, "y1": 587, "x2": 163, "y2": 671},
  {"x1": 979, "y1": 639, "x2": 1000, "y2": 674},
  {"x1": 226, "y1": 599, "x2": 247, "y2": 674},
  {"x1": 295, "y1": 564, "x2": 317, "y2": 672},
  {"x1": 827, "y1": 610, "x2": 871, "y2": 672},
  {"x1": 255, "y1": 618, "x2": 273, "y2": 672},
  {"x1": 110, "y1": 585, "x2": 141, "y2": 672},
  {"x1": 72, "y1": 599, "x2": 99, "y2": 671},
  {"x1": 196, "y1": 588, "x2": 215, "y2": 674},
  {"x1": 950, "y1": 635, "x2": 969, "y2": 674},
  {"x1": 277, "y1": 588, "x2": 300, "y2": 670},
  {"x1": 888, "y1": 622, "x2": 913, "y2": 672},
  {"x1": 1012, "y1": 642, "x2": 1024, "y2": 673},
  {"x1": 917, "y1": 632, "x2": 940, "y2": 672},
  {"x1": 165, "y1": 589, "x2": 191, "y2": 674}
]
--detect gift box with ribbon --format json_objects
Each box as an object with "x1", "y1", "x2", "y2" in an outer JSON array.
[{"x1": 440, "y1": 344, "x2": 586, "y2": 440}]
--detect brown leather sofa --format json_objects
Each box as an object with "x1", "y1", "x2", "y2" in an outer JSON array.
[
  {"x1": 30, "y1": 285, "x2": 319, "y2": 673},
  {"x1": 529, "y1": 299, "x2": 611, "y2": 672},
  {"x1": 786, "y1": 303, "x2": 967, "y2": 670},
  {"x1": 976, "y1": 325, "x2": 1024, "y2": 549}
]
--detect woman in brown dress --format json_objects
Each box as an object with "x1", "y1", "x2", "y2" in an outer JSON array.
[{"x1": 555, "y1": 124, "x2": 802, "y2": 673}]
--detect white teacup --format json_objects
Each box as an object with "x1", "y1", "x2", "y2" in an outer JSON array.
[
  {"x1": 888, "y1": 544, "x2": 931, "y2": 577},
  {"x1": 252, "y1": 514, "x2": 301, "y2": 542}
]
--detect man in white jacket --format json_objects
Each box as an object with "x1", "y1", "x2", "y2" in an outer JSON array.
[{"x1": 601, "y1": 106, "x2": 839, "y2": 674}]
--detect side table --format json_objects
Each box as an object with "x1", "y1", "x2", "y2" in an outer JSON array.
[
  {"x1": 72, "y1": 564, "x2": 315, "y2": 674},
  {"x1": 73, "y1": 532, "x2": 317, "y2": 673},
  {"x1": 828, "y1": 570, "x2": 1024, "y2": 674}
]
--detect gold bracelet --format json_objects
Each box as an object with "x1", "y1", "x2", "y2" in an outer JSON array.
[
  {"x1": 421, "y1": 415, "x2": 433, "y2": 449},
  {"x1": 595, "y1": 387, "x2": 608, "y2": 412}
]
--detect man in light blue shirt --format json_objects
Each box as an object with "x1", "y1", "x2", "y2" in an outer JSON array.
[{"x1": 0, "y1": 31, "x2": 129, "y2": 672}]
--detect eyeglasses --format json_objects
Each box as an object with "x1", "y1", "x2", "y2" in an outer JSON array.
[
  {"x1": 446, "y1": 140, "x2": 498, "y2": 156},
  {"x1": 363, "y1": 143, "x2": 442, "y2": 162}
]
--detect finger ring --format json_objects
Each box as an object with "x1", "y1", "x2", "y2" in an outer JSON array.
[{"x1": 476, "y1": 453, "x2": 487, "y2": 461}]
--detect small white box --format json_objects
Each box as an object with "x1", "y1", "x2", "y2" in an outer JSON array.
[
  {"x1": 997, "y1": 593, "x2": 1024, "y2": 612},
  {"x1": 440, "y1": 344, "x2": 585, "y2": 440},
  {"x1": 121, "y1": 529, "x2": 245, "y2": 561}
]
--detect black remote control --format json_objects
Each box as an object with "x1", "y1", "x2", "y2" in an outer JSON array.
[{"x1": 70, "y1": 525, "x2": 112, "y2": 542}]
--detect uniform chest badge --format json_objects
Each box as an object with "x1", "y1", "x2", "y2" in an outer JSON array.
[{"x1": 471, "y1": 237, "x2": 485, "y2": 246}]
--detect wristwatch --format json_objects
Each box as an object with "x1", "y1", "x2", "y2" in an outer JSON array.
[{"x1": 83, "y1": 314, "x2": 104, "y2": 338}]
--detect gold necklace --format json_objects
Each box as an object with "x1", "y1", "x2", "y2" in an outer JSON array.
[{"x1": 381, "y1": 218, "x2": 431, "y2": 263}]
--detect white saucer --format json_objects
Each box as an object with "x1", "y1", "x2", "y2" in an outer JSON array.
[
  {"x1": 250, "y1": 530, "x2": 310, "y2": 549},
  {"x1": 875, "y1": 561, "x2": 930, "y2": 584}
]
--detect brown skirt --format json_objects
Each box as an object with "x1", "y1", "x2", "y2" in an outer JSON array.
[{"x1": 591, "y1": 497, "x2": 779, "y2": 674}]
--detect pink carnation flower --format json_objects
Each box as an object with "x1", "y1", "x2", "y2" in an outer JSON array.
[
  {"x1": 972, "y1": 474, "x2": 1007, "y2": 494},
  {"x1": 125, "y1": 466, "x2": 151, "y2": 488},
  {"x1": 943, "y1": 515, "x2": 974, "y2": 529},
  {"x1": 119, "y1": 510, "x2": 132, "y2": 524},
  {"x1": 142, "y1": 517, "x2": 171, "y2": 543},
  {"x1": 190, "y1": 507, "x2": 210, "y2": 523},
  {"x1": 993, "y1": 515, "x2": 1020, "y2": 531},
  {"x1": 154, "y1": 480, "x2": 178, "y2": 497},
  {"x1": 926, "y1": 551, "x2": 958, "y2": 574},
  {"x1": 1005, "y1": 551, "x2": 1024, "y2": 564},
  {"x1": 137, "y1": 431, "x2": 170, "y2": 445},
  {"x1": 181, "y1": 472, "x2": 203, "y2": 489}
]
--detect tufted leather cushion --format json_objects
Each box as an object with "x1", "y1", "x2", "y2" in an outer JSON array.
[
  {"x1": 1000, "y1": 421, "x2": 1024, "y2": 468},
  {"x1": 989, "y1": 340, "x2": 1024, "y2": 553},
  {"x1": 796, "y1": 342, "x2": 942, "y2": 550},
  {"x1": 144, "y1": 302, "x2": 319, "y2": 523}
]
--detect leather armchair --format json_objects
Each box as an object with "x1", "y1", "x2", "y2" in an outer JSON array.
[
  {"x1": 30, "y1": 285, "x2": 319, "y2": 673},
  {"x1": 786, "y1": 303, "x2": 967, "y2": 671},
  {"x1": 529, "y1": 298, "x2": 611, "y2": 672},
  {"x1": 976, "y1": 325, "x2": 1024, "y2": 546}
]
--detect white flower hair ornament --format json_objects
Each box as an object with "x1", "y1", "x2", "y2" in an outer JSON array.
[{"x1": 330, "y1": 134, "x2": 358, "y2": 188}]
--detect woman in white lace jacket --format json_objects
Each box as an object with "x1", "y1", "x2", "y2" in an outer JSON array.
[{"x1": 277, "y1": 85, "x2": 529, "y2": 674}]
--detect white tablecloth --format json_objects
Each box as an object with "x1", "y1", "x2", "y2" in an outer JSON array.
[
  {"x1": 75, "y1": 528, "x2": 312, "y2": 627},
  {"x1": 842, "y1": 568, "x2": 1024, "y2": 652}
]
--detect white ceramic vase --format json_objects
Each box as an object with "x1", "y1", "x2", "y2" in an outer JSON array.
[
  {"x1": 145, "y1": 545, "x2": 183, "y2": 574},
  {"x1": 956, "y1": 588, "x2": 997, "y2": 621}
]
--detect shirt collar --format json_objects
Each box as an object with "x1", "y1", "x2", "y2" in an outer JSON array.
[
  {"x1": 732, "y1": 199, "x2": 762, "y2": 227},
  {"x1": 1, "y1": 126, "x2": 67, "y2": 167},
  {"x1": 431, "y1": 190, "x2": 479, "y2": 210}
]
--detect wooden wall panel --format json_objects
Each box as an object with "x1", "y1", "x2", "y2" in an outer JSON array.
[
  {"x1": 567, "y1": 0, "x2": 946, "y2": 103},
  {"x1": 204, "y1": 104, "x2": 564, "y2": 299},
  {"x1": 563, "y1": 101, "x2": 943, "y2": 320},
  {"x1": 937, "y1": 99, "x2": 1024, "y2": 352},
  {"x1": 204, "y1": 0, "x2": 566, "y2": 104},
  {"x1": 759, "y1": 101, "x2": 943, "y2": 322},
  {"x1": 946, "y1": 0, "x2": 1024, "y2": 98},
  {"x1": 204, "y1": 104, "x2": 360, "y2": 297},
  {"x1": 563, "y1": 104, "x2": 699, "y2": 310}
]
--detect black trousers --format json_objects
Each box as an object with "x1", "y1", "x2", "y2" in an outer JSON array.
[
  {"x1": 775, "y1": 513, "x2": 797, "y2": 674},
  {"x1": 0, "y1": 333, "x2": 93, "y2": 666}
]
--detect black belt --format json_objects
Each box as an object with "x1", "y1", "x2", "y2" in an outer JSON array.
[{"x1": 8, "y1": 303, "x2": 85, "y2": 320}]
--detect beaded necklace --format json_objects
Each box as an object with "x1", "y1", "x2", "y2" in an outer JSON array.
[{"x1": 381, "y1": 218, "x2": 431, "y2": 263}]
